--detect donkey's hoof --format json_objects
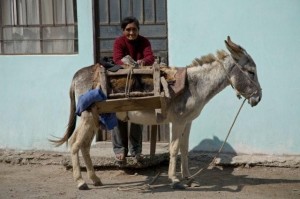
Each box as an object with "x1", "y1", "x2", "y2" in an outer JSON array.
[
  {"x1": 170, "y1": 182, "x2": 186, "y2": 189},
  {"x1": 78, "y1": 182, "x2": 89, "y2": 190},
  {"x1": 186, "y1": 179, "x2": 200, "y2": 188},
  {"x1": 94, "y1": 181, "x2": 103, "y2": 186}
]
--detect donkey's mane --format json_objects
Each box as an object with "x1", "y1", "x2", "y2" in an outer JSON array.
[
  {"x1": 187, "y1": 50, "x2": 228, "y2": 68},
  {"x1": 91, "y1": 50, "x2": 229, "y2": 90}
]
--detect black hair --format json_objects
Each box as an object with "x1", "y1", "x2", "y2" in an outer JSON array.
[{"x1": 121, "y1": 16, "x2": 140, "y2": 30}]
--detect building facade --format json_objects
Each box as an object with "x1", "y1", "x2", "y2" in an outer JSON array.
[{"x1": 0, "y1": 0, "x2": 299, "y2": 155}]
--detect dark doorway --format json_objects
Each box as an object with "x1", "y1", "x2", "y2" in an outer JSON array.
[
  {"x1": 94, "y1": 0, "x2": 168, "y2": 63},
  {"x1": 93, "y1": 0, "x2": 169, "y2": 143}
]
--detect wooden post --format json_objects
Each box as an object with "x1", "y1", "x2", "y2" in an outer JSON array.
[
  {"x1": 95, "y1": 66, "x2": 107, "y2": 141},
  {"x1": 150, "y1": 125, "x2": 158, "y2": 158},
  {"x1": 153, "y1": 63, "x2": 160, "y2": 96},
  {"x1": 99, "y1": 66, "x2": 108, "y2": 96},
  {"x1": 151, "y1": 63, "x2": 161, "y2": 157}
]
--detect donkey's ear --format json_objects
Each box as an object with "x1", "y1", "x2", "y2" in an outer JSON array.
[{"x1": 225, "y1": 36, "x2": 246, "y2": 61}]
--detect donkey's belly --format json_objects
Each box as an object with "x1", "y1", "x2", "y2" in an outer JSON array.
[{"x1": 116, "y1": 110, "x2": 165, "y2": 125}]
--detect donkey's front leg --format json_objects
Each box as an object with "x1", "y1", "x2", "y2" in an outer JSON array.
[
  {"x1": 169, "y1": 124, "x2": 185, "y2": 189},
  {"x1": 180, "y1": 122, "x2": 192, "y2": 179},
  {"x1": 180, "y1": 123, "x2": 200, "y2": 187}
]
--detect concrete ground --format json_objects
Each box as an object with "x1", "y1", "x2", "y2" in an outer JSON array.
[
  {"x1": 0, "y1": 142, "x2": 300, "y2": 199},
  {"x1": 1, "y1": 142, "x2": 300, "y2": 168}
]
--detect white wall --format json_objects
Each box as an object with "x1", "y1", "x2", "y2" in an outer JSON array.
[{"x1": 168, "y1": 0, "x2": 300, "y2": 155}]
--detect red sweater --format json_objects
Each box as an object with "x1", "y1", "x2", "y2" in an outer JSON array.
[{"x1": 113, "y1": 35, "x2": 155, "y2": 66}]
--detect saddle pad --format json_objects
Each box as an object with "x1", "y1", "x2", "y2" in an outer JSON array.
[{"x1": 169, "y1": 67, "x2": 187, "y2": 96}]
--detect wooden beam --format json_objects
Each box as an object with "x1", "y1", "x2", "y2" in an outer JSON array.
[
  {"x1": 94, "y1": 96, "x2": 162, "y2": 113},
  {"x1": 106, "y1": 68, "x2": 154, "y2": 76},
  {"x1": 108, "y1": 91, "x2": 154, "y2": 98}
]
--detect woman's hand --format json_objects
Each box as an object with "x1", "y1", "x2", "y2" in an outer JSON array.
[{"x1": 137, "y1": 59, "x2": 145, "y2": 66}]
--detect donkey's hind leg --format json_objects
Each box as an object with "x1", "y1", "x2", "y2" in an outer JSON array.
[
  {"x1": 70, "y1": 111, "x2": 94, "y2": 190},
  {"x1": 80, "y1": 128, "x2": 103, "y2": 187},
  {"x1": 70, "y1": 132, "x2": 88, "y2": 190}
]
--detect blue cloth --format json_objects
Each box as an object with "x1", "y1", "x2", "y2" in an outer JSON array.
[
  {"x1": 99, "y1": 113, "x2": 118, "y2": 130},
  {"x1": 75, "y1": 89, "x2": 107, "y2": 116},
  {"x1": 75, "y1": 89, "x2": 117, "y2": 130}
]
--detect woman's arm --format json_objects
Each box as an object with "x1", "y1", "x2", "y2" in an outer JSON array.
[
  {"x1": 140, "y1": 39, "x2": 155, "y2": 66},
  {"x1": 113, "y1": 37, "x2": 125, "y2": 65}
]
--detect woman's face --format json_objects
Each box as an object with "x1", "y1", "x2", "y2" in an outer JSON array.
[{"x1": 123, "y1": 22, "x2": 139, "y2": 40}]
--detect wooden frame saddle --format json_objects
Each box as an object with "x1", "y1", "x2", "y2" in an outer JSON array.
[{"x1": 94, "y1": 63, "x2": 167, "y2": 119}]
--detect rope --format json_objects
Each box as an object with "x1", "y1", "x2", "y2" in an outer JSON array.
[
  {"x1": 117, "y1": 171, "x2": 161, "y2": 192},
  {"x1": 124, "y1": 67, "x2": 134, "y2": 97},
  {"x1": 185, "y1": 98, "x2": 246, "y2": 185}
]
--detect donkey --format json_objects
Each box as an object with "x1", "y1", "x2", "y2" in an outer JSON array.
[{"x1": 50, "y1": 37, "x2": 262, "y2": 190}]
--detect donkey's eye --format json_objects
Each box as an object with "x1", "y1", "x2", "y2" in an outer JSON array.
[{"x1": 248, "y1": 71, "x2": 255, "y2": 77}]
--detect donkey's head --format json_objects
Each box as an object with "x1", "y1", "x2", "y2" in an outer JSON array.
[{"x1": 225, "y1": 36, "x2": 262, "y2": 107}]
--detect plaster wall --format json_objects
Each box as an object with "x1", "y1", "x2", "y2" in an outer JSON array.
[
  {"x1": 0, "y1": 1, "x2": 94, "y2": 151},
  {"x1": 1, "y1": 0, "x2": 299, "y2": 155},
  {"x1": 168, "y1": 0, "x2": 300, "y2": 154}
]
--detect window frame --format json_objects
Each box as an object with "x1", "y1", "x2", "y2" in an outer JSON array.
[{"x1": 0, "y1": 0, "x2": 78, "y2": 55}]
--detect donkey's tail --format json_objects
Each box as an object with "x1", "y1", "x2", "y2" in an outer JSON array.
[{"x1": 49, "y1": 81, "x2": 77, "y2": 147}]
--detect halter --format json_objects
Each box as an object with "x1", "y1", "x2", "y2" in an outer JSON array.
[{"x1": 218, "y1": 57, "x2": 262, "y2": 100}]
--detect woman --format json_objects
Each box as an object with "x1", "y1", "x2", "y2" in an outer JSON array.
[
  {"x1": 112, "y1": 16, "x2": 155, "y2": 162},
  {"x1": 113, "y1": 17, "x2": 155, "y2": 66}
]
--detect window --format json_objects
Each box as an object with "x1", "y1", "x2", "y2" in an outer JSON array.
[{"x1": 0, "y1": 0, "x2": 78, "y2": 55}]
